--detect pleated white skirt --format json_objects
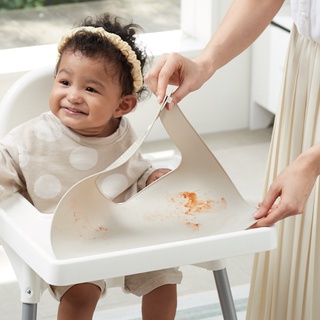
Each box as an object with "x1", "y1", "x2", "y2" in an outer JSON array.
[{"x1": 247, "y1": 25, "x2": 320, "y2": 320}]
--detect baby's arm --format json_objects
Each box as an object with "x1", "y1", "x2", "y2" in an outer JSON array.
[
  {"x1": 0, "y1": 143, "x2": 25, "y2": 200},
  {"x1": 146, "y1": 168, "x2": 171, "y2": 186}
]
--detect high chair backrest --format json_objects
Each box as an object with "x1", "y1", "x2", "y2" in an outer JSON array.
[{"x1": 0, "y1": 65, "x2": 55, "y2": 138}]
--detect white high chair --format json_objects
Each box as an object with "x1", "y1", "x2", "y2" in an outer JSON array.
[{"x1": 0, "y1": 65, "x2": 277, "y2": 320}]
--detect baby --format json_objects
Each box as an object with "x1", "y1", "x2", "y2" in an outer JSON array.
[{"x1": 0, "y1": 13, "x2": 181, "y2": 320}]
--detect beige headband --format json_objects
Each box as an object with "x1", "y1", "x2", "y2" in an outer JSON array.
[{"x1": 58, "y1": 26, "x2": 143, "y2": 93}]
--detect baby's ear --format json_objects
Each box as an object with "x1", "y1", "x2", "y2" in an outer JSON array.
[{"x1": 114, "y1": 94, "x2": 137, "y2": 117}]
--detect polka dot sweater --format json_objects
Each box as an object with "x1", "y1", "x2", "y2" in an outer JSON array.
[{"x1": 0, "y1": 112, "x2": 151, "y2": 213}]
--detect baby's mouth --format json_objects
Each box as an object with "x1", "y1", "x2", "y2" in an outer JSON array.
[{"x1": 63, "y1": 107, "x2": 86, "y2": 115}]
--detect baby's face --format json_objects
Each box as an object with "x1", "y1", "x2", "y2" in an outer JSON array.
[{"x1": 49, "y1": 51, "x2": 136, "y2": 137}]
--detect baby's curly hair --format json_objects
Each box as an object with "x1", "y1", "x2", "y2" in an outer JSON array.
[{"x1": 56, "y1": 13, "x2": 150, "y2": 101}]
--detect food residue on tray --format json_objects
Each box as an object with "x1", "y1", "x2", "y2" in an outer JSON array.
[
  {"x1": 186, "y1": 221, "x2": 200, "y2": 230},
  {"x1": 144, "y1": 191, "x2": 227, "y2": 230},
  {"x1": 179, "y1": 192, "x2": 213, "y2": 214},
  {"x1": 172, "y1": 192, "x2": 227, "y2": 215},
  {"x1": 73, "y1": 210, "x2": 108, "y2": 239},
  {"x1": 92, "y1": 225, "x2": 107, "y2": 232},
  {"x1": 174, "y1": 192, "x2": 227, "y2": 229}
]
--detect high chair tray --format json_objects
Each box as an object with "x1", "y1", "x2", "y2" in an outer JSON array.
[{"x1": 0, "y1": 193, "x2": 277, "y2": 286}]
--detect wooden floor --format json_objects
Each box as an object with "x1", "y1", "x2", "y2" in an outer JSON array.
[{"x1": 0, "y1": 0, "x2": 180, "y2": 49}]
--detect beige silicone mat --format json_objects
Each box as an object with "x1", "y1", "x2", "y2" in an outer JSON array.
[{"x1": 51, "y1": 98, "x2": 256, "y2": 259}]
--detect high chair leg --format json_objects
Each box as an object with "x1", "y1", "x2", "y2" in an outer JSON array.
[
  {"x1": 213, "y1": 268, "x2": 238, "y2": 320},
  {"x1": 0, "y1": 242, "x2": 44, "y2": 320},
  {"x1": 22, "y1": 303, "x2": 37, "y2": 320}
]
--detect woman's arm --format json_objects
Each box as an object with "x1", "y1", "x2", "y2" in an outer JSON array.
[{"x1": 145, "y1": 0, "x2": 284, "y2": 108}]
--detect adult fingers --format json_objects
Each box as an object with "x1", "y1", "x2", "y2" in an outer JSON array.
[
  {"x1": 146, "y1": 53, "x2": 185, "y2": 104},
  {"x1": 168, "y1": 80, "x2": 196, "y2": 110},
  {"x1": 253, "y1": 207, "x2": 283, "y2": 227},
  {"x1": 145, "y1": 54, "x2": 168, "y2": 96},
  {"x1": 253, "y1": 186, "x2": 280, "y2": 219},
  {"x1": 253, "y1": 201, "x2": 302, "y2": 227}
]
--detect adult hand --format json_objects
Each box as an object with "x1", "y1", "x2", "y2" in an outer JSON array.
[
  {"x1": 253, "y1": 147, "x2": 320, "y2": 227},
  {"x1": 145, "y1": 0, "x2": 284, "y2": 110},
  {"x1": 145, "y1": 53, "x2": 209, "y2": 110}
]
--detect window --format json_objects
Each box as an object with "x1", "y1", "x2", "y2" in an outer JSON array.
[
  {"x1": 0, "y1": 0, "x2": 215, "y2": 76},
  {"x1": 0, "y1": 0, "x2": 180, "y2": 50}
]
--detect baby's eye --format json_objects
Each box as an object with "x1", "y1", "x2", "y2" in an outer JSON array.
[
  {"x1": 60, "y1": 80, "x2": 69, "y2": 86},
  {"x1": 86, "y1": 87, "x2": 97, "y2": 93}
]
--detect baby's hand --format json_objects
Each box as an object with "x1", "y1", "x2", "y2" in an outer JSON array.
[{"x1": 146, "y1": 168, "x2": 171, "y2": 186}]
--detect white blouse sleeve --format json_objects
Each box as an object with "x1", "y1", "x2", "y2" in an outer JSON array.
[{"x1": 291, "y1": 0, "x2": 320, "y2": 43}]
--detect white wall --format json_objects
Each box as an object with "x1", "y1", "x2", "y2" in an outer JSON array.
[
  {"x1": 250, "y1": 4, "x2": 292, "y2": 129},
  {"x1": 0, "y1": 0, "x2": 252, "y2": 142}
]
